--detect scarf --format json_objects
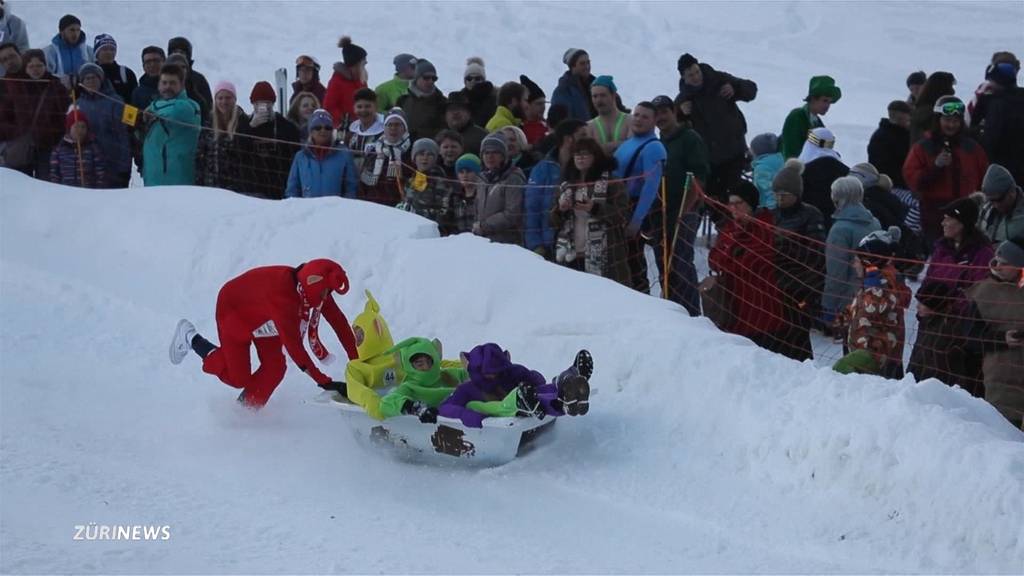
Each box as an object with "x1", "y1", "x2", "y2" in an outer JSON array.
[
  {"x1": 297, "y1": 282, "x2": 332, "y2": 363},
  {"x1": 362, "y1": 135, "x2": 410, "y2": 185}
]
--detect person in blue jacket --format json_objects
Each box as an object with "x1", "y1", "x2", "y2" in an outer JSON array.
[
  {"x1": 76, "y1": 63, "x2": 132, "y2": 188},
  {"x1": 41, "y1": 14, "x2": 93, "y2": 85},
  {"x1": 613, "y1": 102, "x2": 667, "y2": 293},
  {"x1": 285, "y1": 109, "x2": 358, "y2": 199},
  {"x1": 524, "y1": 119, "x2": 586, "y2": 258},
  {"x1": 141, "y1": 63, "x2": 201, "y2": 186},
  {"x1": 550, "y1": 48, "x2": 596, "y2": 122}
]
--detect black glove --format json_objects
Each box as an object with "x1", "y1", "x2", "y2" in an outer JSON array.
[
  {"x1": 320, "y1": 381, "x2": 347, "y2": 397},
  {"x1": 401, "y1": 399, "x2": 425, "y2": 416},
  {"x1": 515, "y1": 383, "x2": 543, "y2": 418},
  {"x1": 419, "y1": 407, "x2": 438, "y2": 424}
]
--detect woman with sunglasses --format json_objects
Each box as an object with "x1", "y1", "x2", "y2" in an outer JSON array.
[
  {"x1": 903, "y1": 95, "x2": 989, "y2": 248},
  {"x1": 454, "y1": 57, "x2": 496, "y2": 129},
  {"x1": 285, "y1": 109, "x2": 357, "y2": 199}
]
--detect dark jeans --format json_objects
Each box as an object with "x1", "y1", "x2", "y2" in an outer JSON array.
[{"x1": 668, "y1": 212, "x2": 701, "y2": 316}]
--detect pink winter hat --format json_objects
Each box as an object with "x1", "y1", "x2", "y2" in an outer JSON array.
[{"x1": 214, "y1": 81, "x2": 237, "y2": 97}]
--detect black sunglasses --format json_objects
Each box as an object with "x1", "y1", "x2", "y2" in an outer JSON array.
[
  {"x1": 421, "y1": 75, "x2": 438, "y2": 81},
  {"x1": 311, "y1": 126, "x2": 332, "y2": 131},
  {"x1": 465, "y1": 75, "x2": 484, "y2": 82}
]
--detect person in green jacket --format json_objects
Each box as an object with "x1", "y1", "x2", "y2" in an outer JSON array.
[
  {"x1": 378, "y1": 337, "x2": 469, "y2": 422},
  {"x1": 780, "y1": 75, "x2": 841, "y2": 159},
  {"x1": 485, "y1": 81, "x2": 525, "y2": 132},
  {"x1": 653, "y1": 94, "x2": 709, "y2": 316},
  {"x1": 374, "y1": 53, "x2": 416, "y2": 112},
  {"x1": 142, "y1": 62, "x2": 200, "y2": 186}
]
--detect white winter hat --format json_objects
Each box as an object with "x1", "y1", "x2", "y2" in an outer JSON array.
[{"x1": 464, "y1": 56, "x2": 486, "y2": 80}]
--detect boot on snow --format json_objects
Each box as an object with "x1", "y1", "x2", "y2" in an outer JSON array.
[{"x1": 169, "y1": 319, "x2": 197, "y2": 365}]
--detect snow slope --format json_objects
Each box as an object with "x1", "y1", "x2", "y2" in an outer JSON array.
[
  {"x1": 2, "y1": 169, "x2": 1023, "y2": 574},
  {"x1": 4, "y1": 1, "x2": 1024, "y2": 572}
]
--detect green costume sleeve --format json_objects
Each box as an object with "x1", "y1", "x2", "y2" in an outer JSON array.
[
  {"x1": 379, "y1": 383, "x2": 415, "y2": 418},
  {"x1": 466, "y1": 389, "x2": 519, "y2": 417},
  {"x1": 780, "y1": 106, "x2": 809, "y2": 159}
]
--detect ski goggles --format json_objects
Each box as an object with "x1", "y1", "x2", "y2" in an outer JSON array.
[
  {"x1": 933, "y1": 99, "x2": 965, "y2": 116},
  {"x1": 295, "y1": 55, "x2": 320, "y2": 71}
]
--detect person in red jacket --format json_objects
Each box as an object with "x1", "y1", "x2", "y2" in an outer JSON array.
[
  {"x1": 168, "y1": 259, "x2": 358, "y2": 408},
  {"x1": 903, "y1": 95, "x2": 989, "y2": 246},
  {"x1": 322, "y1": 36, "x2": 367, "y2": 130},
  {"x1": 707, "y1": 180, "x2": 785, "y2": 351}
]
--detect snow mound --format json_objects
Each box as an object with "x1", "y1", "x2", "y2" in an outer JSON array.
[{"x1": 2, "y1": 168, "x2": 1022, "y2": 573}]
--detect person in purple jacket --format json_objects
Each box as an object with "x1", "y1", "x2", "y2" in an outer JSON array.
[
  {"x1": 438, "y1": 343, "x2": 593, "y2": 428},
  {"x1": 923, "y1": 197, "x2": 995, "y2": 313}
]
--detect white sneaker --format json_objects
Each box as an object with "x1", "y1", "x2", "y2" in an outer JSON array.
[{"x1": 169, "y1": 319, "x2": 197, "y2": 365}]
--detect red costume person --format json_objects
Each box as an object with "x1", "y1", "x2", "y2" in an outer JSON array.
[{"x1": 169, "y1": 259, "x2": 358, "y2": 408}]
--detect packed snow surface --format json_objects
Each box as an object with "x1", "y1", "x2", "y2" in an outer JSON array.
[{"x1": 4, "y1": 1, "x2": 1024, "y2": 573}]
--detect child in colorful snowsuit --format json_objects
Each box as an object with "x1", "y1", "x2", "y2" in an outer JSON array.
[
  {"x1": 49, "y1": 109, "x2": 107, "y2": 188},
  {"x1": 842, "y1": 227, "x2": 912, "y2": 379},
  {"x1": 438, "y1": 343, "x2": 593, "y2": 428},
  {"x1": 378, "y1": 337, "x2": 469, "y2": 422}
]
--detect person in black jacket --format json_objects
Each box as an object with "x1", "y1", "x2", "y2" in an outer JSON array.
[
  {"x1": 798, "y1": 127, "x2": 848, "y2": 229},
  {"x1": 238, "y1": 81, "x2": 301, "y2": 199},
  {"x1": 167, "y1": 36, "x2": 212, "y2": 126},
  {"x1": 676, "y1": 53, "x2": 757, "y2": 206},
  {"x1": 867, "y1": 100, "x2": 911, "y2": 189},
  {"x1": 455, "y1": 57, "x2": 496, "y2": 129},
  {"x1": 977, "y1": 61, "x2": 1024, "y2": 185},
  {"x1": 771, "y1": 158, "x2": 825, "y2": 361},
  {"x1": 93, "y1": 34, "x2": 137, "y2": 104}
]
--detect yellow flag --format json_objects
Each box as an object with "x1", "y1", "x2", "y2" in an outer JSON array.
[
  {"x1": 412, "y1": 171, "x2": 428, "y2": 192},
  {"x1": 121, "y1": 105, "x2": 139, "y2": 127}
]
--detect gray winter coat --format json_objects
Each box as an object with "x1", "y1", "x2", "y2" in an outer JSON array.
[
  {"x1": 475, "y1": 165, "x2": 526, "y2": 246},
  {"x1": 0, "y1": 9, "x2": 29, "y2": 53},
  {"x1": 822, "y1": 204, "x2": 880, "y2": 314}
]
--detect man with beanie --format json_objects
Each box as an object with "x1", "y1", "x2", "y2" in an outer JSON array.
[
  {"x1": 586, "y1": 75, "x2": 630, "y2": 153},
  {"x1": 0, "y1": 1, "x2": 29, "y2": 53},
  {"x1": 906, "y1": 71, "x2": 926, "y2": 105},
  {"x1": 167, "y1": 37, "x2": 212, "y2": 126},
  {"x1": 450, "y1": 152, "x2": 483, "y2": 235},
  {"x1": 485, "y1": 81, "x2": 526, "y2": 132},
  {"x1": 903, "y1": 95, "x2": 989, "y2": 246},
  {"x1": 551, "y1": 48, "x2": 596, "y2": 121},
  {"x1": 42, "y1": 14, "x2": 93, "y2": 84},
  {"x1": 750, "y1": 132, "x2": 783, "y2": 209},
  {"x1": 444, "y1": 92, "x2": 487, "y2": 155},
  {"x1": 771, "y1": 158, "x2": 826, "y2": 361},
  {"x1": 868, "y1": 100, "x2": 912, "y2": 190},
  {"x1": 131, "y1": 46, "x2": 165, "y2": 111},
  {"x1": 237, "y1": 80, "x2": 301, "y2": 199},
  {"x1": 141, "y1": 62, "x2": 200, "y2": 186},
  {"x1": 965, "y1": 237, "x2": 1024, "y2": 430},
  {"x1": 967, "y1": 51, "x2": 1019, "y2": 128},
  {"x1": 324, "y1": 36, "x2": 368, "y2": 129},
  {"x1": 403, "y1": 137, "x2": 451, "y2": 226},
  {"x1": 822, "y1": 175, "x2": 881, "y2": 326},
  {"x1": 614, "y1": 102, "x2": 668, "y2": 293},
  {"x1": 518, "y1": 74, "x2": 547, "y2": 145},
  {"x1": 677, "y1": 53, "x2": 758, "y2": 209},
  {"x1": 76, "y1": 62, "x2": 132, "y2": 188},
  {"x1": 525, "y1": 119, "x2": 587, "y2": 258},
  {"x1": 398, "y1": 59, "x2": 447, "y2": 141},
  {"x1": 652, "y1": 95, "x2": 708, "y2": 315},
  {"x1": 979, "y1": 164, "x2": 1024, "y2": 244},
  {"x1": 780, "y1": 75, "x2": 840, "y2": 159},
  {"x1": 456, "y1": 57, "x2": 497, "y2": 128},
  {"x1": 474, "y1": 133, "x2": 526, "y2": 245},
  {"x1": 93, "y1": 34, "x2": 137, "y2": 104},
  {"x1": 374, "y1": 53, "x2": 416, "y2": 113},
  {"x1": 291, "y1": 55, "x2": 326, "y2": 105},
  {"x1": 976, "y1": 57, "x2": 1024, "y2": 184},
  {"x1": 850, "y1": 162, "x2": 908, "y2": 232}
]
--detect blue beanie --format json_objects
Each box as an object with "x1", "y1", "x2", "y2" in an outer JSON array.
[
  {"x1": 94, "y1": 34, "x2": 117, "y2": 53},
  {"x1": 308, "y1": 109, "x2": 334, "y2": 130},
  {"x1": 592, "y1": 75, "x2": 617, "y2": 93},
  {"x1": 455, "y1": 153, "x2": 482, "y2": 174}
]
